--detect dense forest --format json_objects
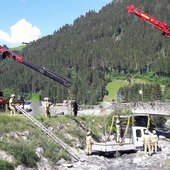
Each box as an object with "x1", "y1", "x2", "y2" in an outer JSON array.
[
  {"x1": 118, "y1": 83, "x2": 162, "y2": 102},
  {"x1": 0, "y1": 0, "x2": 170, "y2": 104}
]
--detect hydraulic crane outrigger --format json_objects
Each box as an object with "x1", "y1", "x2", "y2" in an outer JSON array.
[
  {"x1": 127, "y1": 5, "x2": 170, "y2": 38},
  {"x1": 0, "y1": 46, "x2": 71, "y2": 87}
]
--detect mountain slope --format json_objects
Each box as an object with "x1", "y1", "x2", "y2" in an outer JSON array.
[{"x1": 0, "y1": 0, "x2": 170, "y2": 104}]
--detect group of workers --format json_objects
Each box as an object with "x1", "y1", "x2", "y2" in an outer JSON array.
[
  {"x1": 85, "y1": 128, "x2": 159, "y2": 156},
  {"x1": 8, "y1": 94, "x2": 78, "y2": 118},
  {"x1": 8, "y1": 94, "x2": 52, "y2": 117},
  {"x1": 143, "y1": 129, "x2": 158, "y2": 155}
]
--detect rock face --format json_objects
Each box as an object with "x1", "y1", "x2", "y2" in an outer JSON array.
[
  {"x1": 0, "y1": 150, "x2": 15, "y2": 163},
  {"x1": 35, "y1": 147, "x2": 44, "y2": 158}
]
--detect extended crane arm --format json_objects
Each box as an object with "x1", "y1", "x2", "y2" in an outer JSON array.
[
  {"x1": 127, "y1": 5, "x2": 170, "y2": 38},
  {"x1": 0, "y1": 46, "x2": 71, "y2": 87}
]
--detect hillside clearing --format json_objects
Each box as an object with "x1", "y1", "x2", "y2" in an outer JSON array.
[{"x1": 103, "y1": 78, "x2": 151, "y2": 102}]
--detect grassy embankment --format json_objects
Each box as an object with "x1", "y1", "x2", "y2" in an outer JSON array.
[{"x1": 0, "y1": 112, "x2": 115, "y2": 169}]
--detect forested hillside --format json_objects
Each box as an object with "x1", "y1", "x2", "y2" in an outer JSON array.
[{"x1": 0, "y1": 0, "x2": 170, "y2": 104}]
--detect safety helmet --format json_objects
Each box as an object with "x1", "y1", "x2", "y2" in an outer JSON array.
[
  {"x1": 10, "y1": 94, "x2": 15, "y2": 98},
  {"x1": 87, "y1": 131, "x2": 91, "y2": 136},
  {"x1": 44, "y1": 97, "x2": 49, "y2": 101},
  {"x1": 116, "y1": 118, "x2": 120, "y2": 124},
  {"x1": 152, "y1": 130, "x2": 156, "y2": 134}
]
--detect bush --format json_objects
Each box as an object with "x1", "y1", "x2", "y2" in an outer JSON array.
[
  {"x1": 43, "y1": 141, "x2": 70, "y2": 162},
  {"x1": 163, "y1": 88, "x2": 170, "y2": 99},
  {"x1": 12, "y1": 144, "x2": 39, "y2": 167},
  {"x1": 0, "y1": 142, "x2": 39, "y2": 168},
  {"x1": 0, "y1": 160, "x2": 14, "y2": 170}
]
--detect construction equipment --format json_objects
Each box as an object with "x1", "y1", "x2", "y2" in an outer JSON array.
[
  {"x1": 16, "y1": 105, "x2": 80, "y2": 161},
  {"x1": 91, "y1": 113, "x2": 160, "y2": 155},
  {"x1": 127, "y1": 5, "x2": 170, "y2": 38},
  {"x1": 0, "y1": 46, "x2": 71, "y2": 87},
  {"x1": 92, "y1": 126, "x2": 151, "y2": 154},
  {"x1": 92, "y1": 114, "x2": 156, "y2": 155}
]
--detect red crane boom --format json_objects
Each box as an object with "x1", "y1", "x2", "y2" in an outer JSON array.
[
  {"x1": 0, "y1": 46, "x2": 71, "y2": 87},
  {"x1": 127, "y1": 5, "x2": 170, "y2": 38}
]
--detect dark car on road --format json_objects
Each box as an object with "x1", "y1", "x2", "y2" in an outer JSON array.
[{"x1": 156, "y1": 128, "x2": 170, "y2": 138}]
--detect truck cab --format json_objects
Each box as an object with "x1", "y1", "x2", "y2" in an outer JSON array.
[{"x1": 131, "y1": 126, "x2": 151, "y2": 150}]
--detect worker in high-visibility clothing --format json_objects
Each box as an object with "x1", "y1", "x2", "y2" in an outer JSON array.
[
  {"x1": 143, "y1": 129, "x2": 151, "y2": 155},
  {"x1": 116, "y1": 118, "x2": 121, "y2": 143},
  {"x1": 44, "y1": 97, "x2": 52, "y2": 117},
  {"x1": 9, "y1": 94, "x2": 16, "y2": 115},
  {"x1": 150, "y1": 130, "x2": 158, "y2": 154},
  {"x1": 85, "y1": 131, "x2": 95, "y2": 155}
]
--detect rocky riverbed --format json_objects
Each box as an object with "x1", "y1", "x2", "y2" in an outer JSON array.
[
  {"x1": 1, "y1": 134, "x2": 169, "y2": 170},
  {"x1": 55, "y1": 138, "x2": 170, "y2": 170}
]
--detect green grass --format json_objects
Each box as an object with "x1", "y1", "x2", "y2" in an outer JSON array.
[
  {"x1": 0, "y1": 113, "x2": 71, "y2": 167},
  {"x1": 103, "y1": 77, "x2": 158, "y2": 102},
  {"x1": 1, "y1": 113, "x2": 108, "y2": 167},
  {"x1": 0, "y1": 142, "x2": 39, "y2": 167},
  {"x1": 104, "y1": 79, "x2": 128, "y2": 102},
  {"x1": 0, "y1": 112, "x2": 115, "y2": 167},
  {"x1": 0, "y1": 113, "x2": 31, "y2": 133},
  {"x1": 31, "y1": 93, "x2": 40, "y2": 101},
  {"x1": 10, "y1": 45, "x2": 25, "y2": 51},
  {"x1": 0, "y1": 160, "x2": 14, "y2": 170}
]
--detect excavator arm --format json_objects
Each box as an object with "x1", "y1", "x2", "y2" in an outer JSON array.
[
  {"x1": 0, "y1": 46, "x2": 71, "y2": 87},
  {"x1": 127, "y1": 5, "x2": 170, "y2": 38}
]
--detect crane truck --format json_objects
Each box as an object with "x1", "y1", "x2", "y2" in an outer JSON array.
[
  {"x1": 91, "y1": 114, "x2": 159, "y2": 155},
  {"x1": 0, "y1": 46, "x2": 71, "y2": 87},
  {"x1": 92, "y1": 126, "x2": 151, "y2": 155},
  {"x1": 127, "y1": 5, "x2": 170, "y2": 38}
]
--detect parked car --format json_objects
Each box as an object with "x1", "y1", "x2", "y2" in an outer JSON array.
[
  {"x1": 156, "y1": 128, "x2": 170, "y2": 138},
  {"x1": 23, "y1": 101, "x2": 32, "y2": 112}
]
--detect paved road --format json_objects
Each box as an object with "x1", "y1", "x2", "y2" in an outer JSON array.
[{"x1": 29, "y1": 101, "x2": 170, "y2": 117}]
